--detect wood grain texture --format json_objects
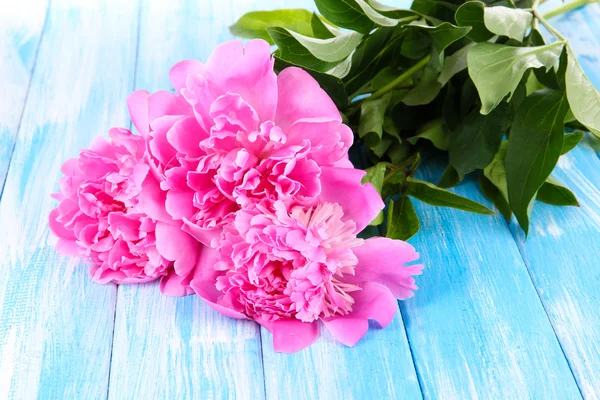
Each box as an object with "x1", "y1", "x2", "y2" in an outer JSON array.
[
  {"x1": 504, "y1": 5, "x2": 600, "y2": 397},
  {"x1": 0, "y1": 0, "x2": 49, "y2": 196},
  {"x1": 402, "y1": 161, "x2": 581, "y2": 399},
  {"x1": 107, "y1": 1, "x2": 293, "y2": 399},
  {"x1": 261, "y1": 316, "x2": 422, "y2": 400},
  {"x1": 0, "y1": 0, "x2": 139, "y2": 398}
]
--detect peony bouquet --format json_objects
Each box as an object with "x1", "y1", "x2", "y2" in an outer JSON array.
[
  {"x1": 49, "y1": 39, "x2": 423, "y2": 353},
  {"x1": 50, "y1": 0, "x2": 600, "y2": 352}
]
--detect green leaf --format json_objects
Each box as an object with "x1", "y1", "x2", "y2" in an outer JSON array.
[
  {"x1": 530, "y1": 30, "x2": 567, "y2": 90},
  {"x1": 483, "y1": 6, "x2": 532, "y2": 42},
  {"x1": 456, "y1": 3, "x2": 532, "y2": 42},
  {"x1": 408, "y1": 118, "x2": 449, "y2": 150},
  {"x1": 411, "y1": 0, "x2": 458, "y2": 23},
  {"x1": 561, "y1": 131, "x2": 584, "y2": 154},
  {"x1": 505, "y1": 89, "x2": 569, "y2": 234},
  {"x1": 468, "y1": 42, "x2": 565, "y2": 115},
  {"x1": 359, "y1": 93, "x2": 391, "y2": 146},
  {"x1": 537, "y1": 177, "x2": 580, "y2": 207},
  {"x1": 273, "y1": 57, "x2": 348, "y2": 110},
  {"x1": 268, "y1": 27, "x2": 362, "y2": 63},
  {"x1": 371, "y1": 136, "x2": 394, "y2": 158},
  {"x1": 315, "y1": 0, "x2": 397, "y2": 34},
  {"x1": 362, "y1": 162, "x2": 389, "y2": 225},
  {"x1": 405, "y1": 22, "x2": 472, "y2": 68},
  {"x1": 387, "y1": 197, "x2": 420, "y2": 240},
  {"x1": 449, "y1": 103, "x2": 512, "y2": 178},
  {"x1": 403, "y1": 67, "x2": 443, "y2": 106},
  {"x1": 230, "y1": 9, "x2": 313, "y2": 45},
  {"x1": 368, "y1": 0, "x2": 419, "y2": 20},
  {"x1": 437, "y1": 164, "x2": 461, "y2": 188},
  {"x1": 483, "y1": 140, "x2": 509, "y2": 201},
  {"x1": 310, "y1": 13, "x2": 336, "y2": 39},
  {"x1": 388, "y1": 142, "x2": 412, "y2": 164},
  {"x1": 438, "y1": 44, "x2": 474, "y2": 86},
  {"x1": 406, "y1": 177, "x2": 495, "y2": 214},
  {"x1": 480, "y1": 174, "x2": 512, "y2": 222},
  {"x1": 455, "y1": 1, "x2": 494, "y2": 42},
  {"x1": 344, "y1": 27, "x2": 397, "y2": 96},
  {"x1": 565, "y1": 47, "x2": 600, "y2": 138}
]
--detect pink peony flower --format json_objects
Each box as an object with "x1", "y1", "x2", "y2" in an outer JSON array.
[
  {"x1": 190, "y1": 170, "x2": 423, "y2": 353},
  {"x1": 126, "y1": 39, "x2": 354, "y2": 245},
  {"x1": 49, "y1": 128, "x2": 202, "y2": 294}
]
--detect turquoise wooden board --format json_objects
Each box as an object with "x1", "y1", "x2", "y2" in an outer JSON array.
[
  {"x1": 0, "y1": 0, "x2": 48, "y2": 196},
  {"x1": 1, "y1": 0, "x2": 600, "y2": 399},
  {"x1": 403, "y1": 161, "x2": 582, "y2": 399},
  {"x1": 107, "y1": 1, "x2": 271, "y2": 398},
  {"x1": 504, "y1": 5, "x2": 600, "y2": 397},
  {"x1": 0, "y1": 0, "x2": 138, "y2": 398}
]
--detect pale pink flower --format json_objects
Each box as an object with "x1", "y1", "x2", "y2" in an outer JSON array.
[
  {"x1": 190, "y1": 171, "x2": 423, "y2": 353},
  {"x1": 49, "y1": 128, "x2": 202, "y2": 294},
  {"x1": 126, "y1": 39, "x2": 354, "y2": 246}
]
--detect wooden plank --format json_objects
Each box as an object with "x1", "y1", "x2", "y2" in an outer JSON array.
[
  {"x1": 504, "y1": 5, "x2": 600, "y2": 397},
  {"x1": 401, "y1": 161, "x2": 582, "y2": 399},
  {"x1": 0, "y1": 0, "x2": 139, "y2": 398},
  {"x1": 108, "y1": 1, "x2": 421, "y2": 399},
  {"x1": 249, "y1": 1, "x2": 421, "y2": 398},
  {"x1": 261, "y1": 315, "x2": 423, "y2": 400},
  {"x1": 107, "y1": 1, "x2": 285, "y2": 399},
  {"x1": 0, "y1": 0, "x2": 49, "y2": 196}
]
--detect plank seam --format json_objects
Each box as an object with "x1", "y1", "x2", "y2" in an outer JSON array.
[
  {"x1": 398, "y1": 307, "x2": 426, "y2": 400},
  {"x1": 105, "y1": 1, "x2": 143, "y2": 398},
  {"x1": 505, "y1": 223, "x2": 585, "y2": 399},
  {"x1": 0, "y1": 0, "x2": 51, "y2": 203},
  {"x1": 257, "y1": 329, "x2": 269, "y2": 400}
]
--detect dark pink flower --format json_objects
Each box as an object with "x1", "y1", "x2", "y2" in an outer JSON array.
[
  {"x1": 190, "y1": 170, "x2": 423, "y2": 353},
  {"x1": 126, "y1": 39, "x2": 354, "y2": 245},
  {"x1": 49, "y1": 128, "x2": 202, "y2": 294}
]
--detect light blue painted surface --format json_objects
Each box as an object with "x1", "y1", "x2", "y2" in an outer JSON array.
[
  {"x1": 0, "y1": 0, "x2": 600, "y2": 399},
  {"x1": 0, "y1": 0, "x2": 139, "y2": 398},
  {"x1": 0, "y1": 0, "x2": 48, "y2": 195}
]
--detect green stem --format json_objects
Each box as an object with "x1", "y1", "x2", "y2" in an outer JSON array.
[
  {"x1": 534, "y1": 10, "x2": 568, "y2": 41},
  {"x1": 369, "y1": 54, "x2": 431, "y2": 101},
  {"x1": 542, "y1": 0, "x2": 599, "y2": 19}
]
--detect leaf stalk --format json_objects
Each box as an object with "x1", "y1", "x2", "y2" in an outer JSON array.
[
  {"x1": 542, "y1": 0, "x2": 599, "y2": 19},
  {"x1": 369, "y1": 54, "x2": 431, "y2": 101}
]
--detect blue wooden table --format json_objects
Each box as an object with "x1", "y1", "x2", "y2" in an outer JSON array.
[{"x1": 1, "y1": 0, "x2": 600, "y2": 398}]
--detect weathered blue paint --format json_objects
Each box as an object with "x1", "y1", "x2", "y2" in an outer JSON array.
[{"x1": 1, "y1": 0, "x2": 600, "y2": 399}]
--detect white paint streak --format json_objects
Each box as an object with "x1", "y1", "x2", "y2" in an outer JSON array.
[{"x1": 0, "y1": 325, "x2": 17, "y2": 399}]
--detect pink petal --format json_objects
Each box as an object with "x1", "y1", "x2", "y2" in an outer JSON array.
[
  {"x1": 275, "y1": 67, "x2": 340, "y2": 132},
  {"x1": 160, "y1": 271, "x2": 194, "y2": 297},
  {"x1": 169, "y1": 59, "x2": 205, "y2": 92},
  {"x1": 346, "y1": 238, "x2": 424, "y2": 299},
  {"x1": 322, "y1": 282, "x2": 397, "y2": 346},
  {"x1": 205, "y1": 39, "x2": 277, "y2": 122},
  {"x1": 270, "y1": 319, "x2": 320, "y2": 353},
  {"x1": 181, "y1": 218, "x2": 221, "y2": 248},
  {"x1": 286, "y1": 121, "x2": 353, "y2": 166},
  {"x1": 136, "y1": 174, "x2": 173, "y2": 223},
  {"x1": 48, "y1": 208, "x2": 76, "y2": 240},
  {"x1": 322, "y1": 318, "x2": 368, "y2": 347},
  {"x1": 347, "y1": 282, "x2": 397, "y2": 327},
  {"x1": 148, "y1": 91, "x2": 192, "y2": 122},
  {"x1": 155, "y1": 221, "x2": 200, "y2": 276},
  {"x1": 127, "y1": 90, "x2": 150, "y2": 136},
  {"x1": 107, "y1": 212, "x2": 141, "y2": 241},
  {"x1": 165, "y1": 188, "x2": 196, "y2": 220},
  {"x1": 166, "y1": 116, "x2": 207, "y2": 158},
  {"x1": 318, "y1": 167, "x2": 384, "y2": 232},
  {"x1": 56, "y1": 238, "x2": 81, "y2": 257}
]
